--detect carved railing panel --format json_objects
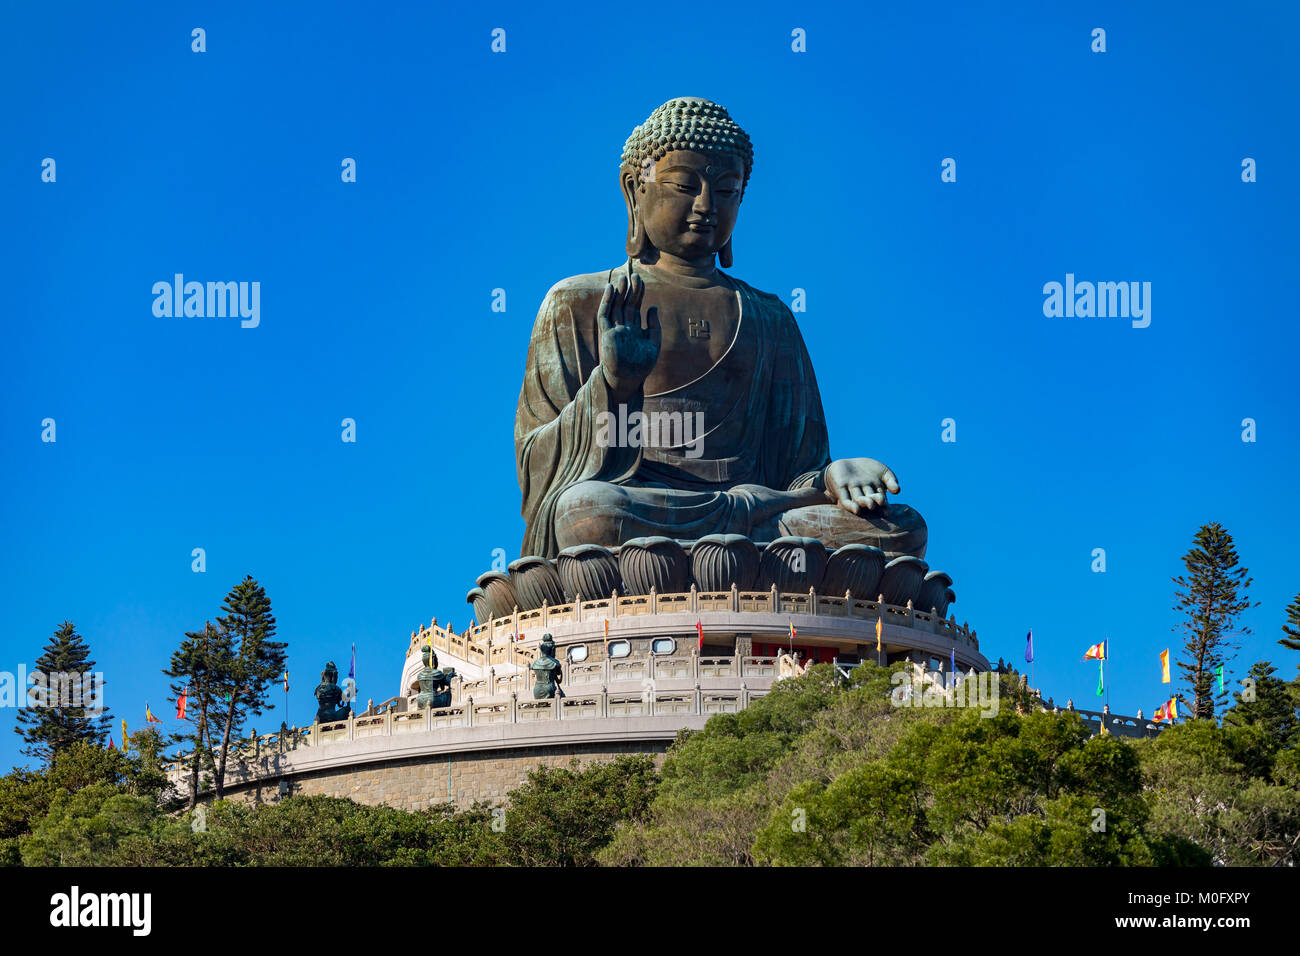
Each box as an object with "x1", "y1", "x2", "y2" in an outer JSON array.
[
  {"x1": 703, "y1": 694, "x2": 740, "y2": 714},
  {"x1": 654, "y1": 694, "x2": 693, "y2": 715},
  {"x1": 560, "y1": 696, "x2": 601, "y2": 718},
  {"x1": 654, "y1": 657, "x2": 692, "y2": 679},
  {"x1": 517, "y1": 700, "x2": 553, "y2": 722},
  {"x1": 568, "y1": 663, "x2": 604, "y2": 685},
  {"x1": 607, "y1": 695, "x2": 646, "y2": 717},
  {"x1": 700, "y1": 657, "x2": 737, "y2": 678},
  {"x1": 618, "y1": 595, "x2": 653, "y2": 616},
  {"x1": 656, "y1": 594, "x2": 690, "y2": 614},
  {"x1": 610, "y1": 660, "x2": 647, "y2": 681}
]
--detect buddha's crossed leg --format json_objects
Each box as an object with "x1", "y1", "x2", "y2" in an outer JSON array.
[{"x1": 553, "y1": 480, "x2": 926, "y2": 559}]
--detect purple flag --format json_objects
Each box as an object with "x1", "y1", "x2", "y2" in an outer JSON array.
[{"x1": 1025, "y1": 629, "x2": 1034, "y2": 663}]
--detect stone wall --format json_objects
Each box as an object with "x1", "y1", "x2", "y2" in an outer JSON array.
[{"x1": 212, "y1": 740, "x2": 670, "y2": 811}]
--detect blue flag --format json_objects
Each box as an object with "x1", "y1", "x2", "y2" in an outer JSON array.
[{"x1": 1025, "y1": 629, "x2": 1034, "y2": 663}]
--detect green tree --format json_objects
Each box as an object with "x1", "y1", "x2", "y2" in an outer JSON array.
[
  {"x1": 19, "y1": 784, "x2": 163, "y2": 866},
  {"x1": 0, "y1": 741, "x2": 170, "y2": 866},
  {"x1": 1280, "y1": 593, "x2": 1300, "y2": 652},
  {"x1": 14, "y1": 621, "x2": 110, "y2": 763},
  {"x1": 1140, "y1": 720, "x2": 1300, "y2": 866},
  {"x1": 1222, "y1": 661, "x2": 1297, "y2": 750},
  {"x1": 1171, "y1": 523, "x2": 1255, "y2": 719},
  {"x1": 499, "y1": 755, "x2": 658, "y2": 866},
  {"x1": 163, "y1": 622, "x2": 225, "y2": 809},
  {"x1": 209, "y1": 577, "x2": 287, "y2": 800}
]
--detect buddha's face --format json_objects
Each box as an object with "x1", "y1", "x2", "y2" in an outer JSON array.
[{"x1": 632, "y1": 150, "x2": 743, "y2": 261}]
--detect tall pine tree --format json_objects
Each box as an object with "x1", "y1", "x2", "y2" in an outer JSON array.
[
  {"x1": 1171, "y1": 523, "x2": 1256, "y2": 720},
  {"x1": 15, "y1": 621, "x2": 111, "y2": 763},
  {"x1": 209, "y1": 576, "x2": 287, "y2": 800},
  {"x1": 164, "y1": 621, "x2": 228, "y2": 809}
]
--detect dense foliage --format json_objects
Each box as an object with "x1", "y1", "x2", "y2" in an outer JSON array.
[{"x1": 3, "y1": 660, "x2": 1296, "y2": 867}]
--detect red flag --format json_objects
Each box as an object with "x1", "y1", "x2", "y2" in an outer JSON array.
[
  {"x1": 176, "y1": 686, "x2": 188, "y2": 720},
  {"x1": 108, "y1": 736, "x2": 116, "y2": 750},
  {"x1": 696, "y1": 620, "x2": 704, "y2": 651}
]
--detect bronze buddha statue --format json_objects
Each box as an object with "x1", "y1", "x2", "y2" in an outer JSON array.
[{"x1": 515, "y1": 97, "x2": 926, "y2": 561}]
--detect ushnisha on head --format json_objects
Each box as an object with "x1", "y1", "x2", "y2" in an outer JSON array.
[{"x1": 620, "y1": 97, "x2": 753, "y2": 268}]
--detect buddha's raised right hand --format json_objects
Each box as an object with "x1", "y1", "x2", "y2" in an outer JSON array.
[{"x1": 597, "y1": 273, "x2": 660, "y2": 401}]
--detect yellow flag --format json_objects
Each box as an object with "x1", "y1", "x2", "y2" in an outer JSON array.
[
  {"x1": 876, "y1": 617, "x2": 883, "y2": 652},
  {"x1": 1160, "y1": 648, "x2": 1170, "y2": 683},
  {"x1": 121, "y1": 718, "x2": 129, "y2": 753}
]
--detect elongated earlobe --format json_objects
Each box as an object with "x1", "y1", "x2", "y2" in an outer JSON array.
[
  {"x1": 718, "y1": 237, "x2": 733, "y2": 269},
  {"x1": 626, "y1": 210, "x2": 650, "y2": 258},
  {"x1": 621, "y1": 171, "x2": 652, "y2": 259}
]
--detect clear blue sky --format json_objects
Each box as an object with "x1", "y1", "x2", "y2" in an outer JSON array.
[{"x1": 2, "y1": 1, "x2": 1297, "y2": 769}]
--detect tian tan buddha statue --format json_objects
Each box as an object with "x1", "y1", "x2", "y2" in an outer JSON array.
[{"x1": 515, "y1": 97, "x2": 927, "y2": 560}]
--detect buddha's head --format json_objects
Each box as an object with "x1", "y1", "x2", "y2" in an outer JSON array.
[{"x1": 621, "y1": 98, "x2": 753, "y2": 268}]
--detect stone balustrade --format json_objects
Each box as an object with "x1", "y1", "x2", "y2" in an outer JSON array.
[
  {"x1": 167, "y1": 658, "x2": 769, "y2": 776},
  {"x1": 410, "y1": 585, "x2": 979, "y2": 667}
]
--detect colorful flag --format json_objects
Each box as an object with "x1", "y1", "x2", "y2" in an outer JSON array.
[
  {"x1": 1160, "y1": 649, "x2": 1170, "y2": 684},
  {"x1": 950, "y1": 646, "x2": 956, "y2": 679},
  {"x1": 176, "y1": 686, "x2": 188, "y2": 720},
  {"x1": 145, "y1": 703, "x2": 161, "y2": 724},
  {"x1": 283, "y1": 669, "x2": 289, "y2": 693},
  {"x1": 348, "y1": 644, "x2": 356, "y2": 684},
  {"x1": 1153, "y1": 698, "x2": 1178, "y2": 723},
  {"x1": 1025, "y1": 629, "x2": 1034, "y2": 663},
  {"x1": 696, "y1": 620, "x2": 704, "y2": 652},
  {"x1": 876, "y1": 616, "x2": 882, "y2": 652},
  {"x1": 1096, "y1": 659, "x2": 1104, "y2": 696},
  {"x1": 1216, "y1": 663, "x2": 1224, "y2": 692},
  {"x1": 1083, "y1": 642, "x2": 1106, "y2": 660},
  {"x1": 788, "y1": 621, "x2": 796, "y2": 641}
]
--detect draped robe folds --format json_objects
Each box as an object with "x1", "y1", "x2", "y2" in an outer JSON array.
[{"x1": 514, "y1": 265, "x2": 926, "y2": 559}]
